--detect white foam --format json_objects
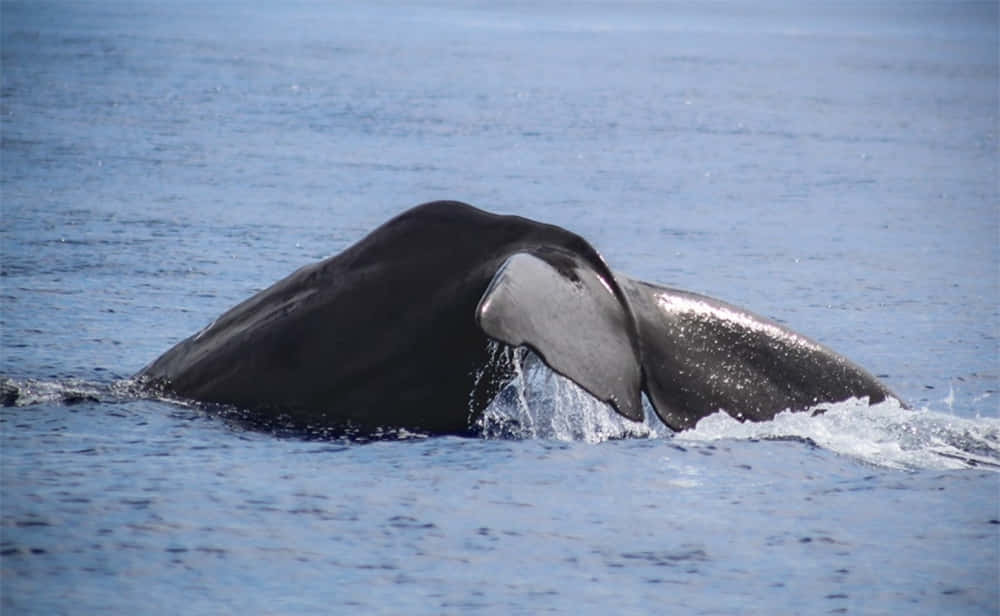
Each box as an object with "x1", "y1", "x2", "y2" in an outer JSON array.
[
  {"x1": 476, "y1": 349, "x2": 1000, "y2": 471},
  {"x1": 679, "y1": 398, "x2": 1000, "y2": 471},
  {"x1": 1, "y1": 378, "x2": 103, "y2": 406}
]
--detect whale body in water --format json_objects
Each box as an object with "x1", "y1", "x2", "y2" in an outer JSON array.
[{"x1": 138, "y1": 201, "x2": 900, "y2": 434}]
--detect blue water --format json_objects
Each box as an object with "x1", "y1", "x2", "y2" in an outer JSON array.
[{"x1": 2, "y1": 1, "x2": 998, "y2": 614}]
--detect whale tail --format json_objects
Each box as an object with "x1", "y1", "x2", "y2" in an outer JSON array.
[
  {"x1": 476, "y1": 251, "x2": 644, "y2": 422},
  {"x1": 476, "y1": 253, "x2": 903, "y2": 432}
]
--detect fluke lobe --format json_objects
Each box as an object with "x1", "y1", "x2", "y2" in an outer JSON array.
[{"x1": 138, "y1": 201, "x2": 900, "y2": 434}]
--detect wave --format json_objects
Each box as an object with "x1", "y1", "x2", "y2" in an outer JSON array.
[
  {"x1": 679, "y1": 399, "x2": 1000, "y2": 471},
  {"x1": 5, "y1": 363, "x2": 998, "y2": 470},
  {"x1": 1, "y1": 377, "x2": 106, "y2": 406},
  {"x1": 478, "y1": 349, "x2": 1000, "y2": 471}
]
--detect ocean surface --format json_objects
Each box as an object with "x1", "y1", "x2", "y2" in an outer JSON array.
[{"x1": 2, "y1": 1, "x2": 998, "y2": 613}]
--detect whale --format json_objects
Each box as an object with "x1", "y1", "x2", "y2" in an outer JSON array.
[{"x1": 137, "y1": 200, "x2": 900, "y2": 435}]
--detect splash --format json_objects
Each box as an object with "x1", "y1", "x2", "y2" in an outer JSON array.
[
  {"x1": 476, "y1": 346, "x2": 668, "y2": 442},
  {"x1": 7, "y1": 369, "x2": 998, "y2": 471},
  {"x1": 679, "y1": 398, "x2": 1000, "y2": 471},
  {"x1": 473, "y1": 347, "x2": 1000, "y2": 470},
  {"x1": 1, "y1": 377, "x2": 105, "y2": 406}
]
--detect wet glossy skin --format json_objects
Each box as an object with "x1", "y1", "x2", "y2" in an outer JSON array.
[
  {"x1": 139, "y1": 201, "x2": 900, "y2": 434},
  {"x1": 138, "y1": 201, "x2": 635, "y2": 434},
  {"x1": 620, "y1": 278, "x2": 898, "y2": 430}
]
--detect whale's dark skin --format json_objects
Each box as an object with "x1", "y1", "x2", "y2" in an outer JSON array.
[
  {"x1": 138, "y1": 200, "x2": 900, "y2": 434},
  {"x1": 617, "y1": 278, "x2": 898, "y2": 430},
  {"x1": 138, "y1": 201, "x2": 642, "y2": 434}
]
